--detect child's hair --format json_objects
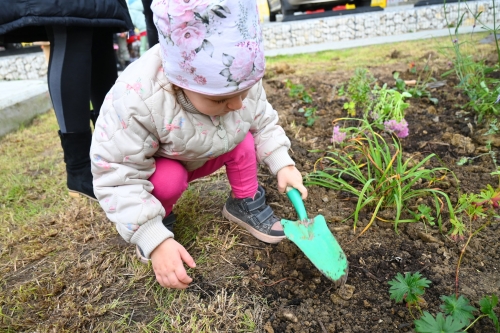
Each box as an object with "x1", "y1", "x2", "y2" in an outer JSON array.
[{"x1": 151, "y1": 0, "x2": 265, "y2": 96}]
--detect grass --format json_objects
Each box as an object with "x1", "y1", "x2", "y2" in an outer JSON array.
[
  {"x1": 0, "y1": 112, "x2": 264, "y2": 332},
  {"x1": 265, "y1": 31, "x2": 492, "y2": 75},
  {"x1": 0, "y1": 29, "x2": 498, "y2": 331}
]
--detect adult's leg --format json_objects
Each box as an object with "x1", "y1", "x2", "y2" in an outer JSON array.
[
  {"x1": 46, "y1": 25, "x2": 96, "y2": 200},
  {"x1": 141, "y1": 0, "x2": 158, "y2": 47},
  {"x1": 90, "y1": 28, "x2": 118, "y2": 124},
  {"x1": 47, "y1": 26, "x2": 93, "y2": 133}
]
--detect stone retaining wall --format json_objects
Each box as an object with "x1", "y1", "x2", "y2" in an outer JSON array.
[
  {"x1": 0, "y1": 52, "x2": 47, "y2": 81},
  {"x1": 0, "y1": 1, "x2": 498, "y2": 80},
  {"x1": 262, "y1": 1, "x2": 497, "y2": 49}
]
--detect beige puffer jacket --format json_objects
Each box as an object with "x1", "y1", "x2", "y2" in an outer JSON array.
[{"x1": 90, "y1": 44, "x2": 295, "y2": 258}]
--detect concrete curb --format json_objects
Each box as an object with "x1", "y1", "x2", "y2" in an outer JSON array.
[{"x1": 0, "y1": 80, "x2": 52, "y2": 138}]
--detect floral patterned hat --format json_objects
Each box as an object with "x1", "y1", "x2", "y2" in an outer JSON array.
[{"x1": 151, "y1": 0, "x2": 266, "y2": 96}]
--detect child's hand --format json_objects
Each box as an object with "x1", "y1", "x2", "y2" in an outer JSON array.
[
  {"x1": 150, "y1": 238, "x2": 196, "y2": 289},
  {"x1": 277, "y1": 165, "x2": 308, "y2": 199}
]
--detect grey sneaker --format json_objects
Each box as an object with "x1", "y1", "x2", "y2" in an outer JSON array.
[
  {"x1": 222, "y1": 185, "x2": 285, "y2": 244},
  {"x1": 136, "y1": 212, "x2": 176, "y2": 264}
]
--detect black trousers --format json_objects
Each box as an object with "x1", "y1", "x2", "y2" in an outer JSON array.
[
  {"x1": 141, "y1": 0, "x2": 159, "y2": 48},
  {"x1": 46, "y1": 26, "x2": 118, "y2": 133}
]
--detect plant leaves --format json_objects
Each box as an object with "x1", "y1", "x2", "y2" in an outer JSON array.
[
  {"x1": 219, "y1": 68, "x2": 231, "y2": 78},
  {"x1": 388, "y1": 272, "x2": 431, "y2": 304},
  {"x1": 440, "y1": 294, "x2": 477, "y2": 325},
  {"x1": 414, "y1": 312, "x2": 466, "y2": 333},
  {"x1": 212, "y1": 9, "x2": 227, "y2": 18},
  {"x1": 201, "y1": 40, "x2": 214, "y2": 57},
  {"x1": 222, "y1": 53, "x2": 234, "y2": 67},
  {"x1": 479, "y1": 295, "x2": 499, "y2": 330}
]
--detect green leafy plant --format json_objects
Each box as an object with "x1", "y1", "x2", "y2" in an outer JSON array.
[
  {"x1": 441, "y1": 295, "x2": 477, "y2": 325},
  {"x1": 414, "y1": 312, "x2": 466, "y2": 333},
  {"x1": 285, "y1": 80, "x2": 318, "y2": 126},
  {"x1": 410, "y1": 204, "x2": 436, "y2": 226},
  {"x1": 451, "y1": 185, "x2": 500, "y2": 295},
  {"x1": 306, "y1": 118, "x2": 454, "y2": 234},
  {"x1": 344, "y1": 68, "x2": 377, "y2": 115},
  {"x1": 388, "y1": 272, "x2": 432, "y2": 306},
  {"x1": 298, "y1": 106, "x2": 318, "y2": 126},
  {"x1": 480, "y1": 295, "x2": 500, "y2": 332},
  {"x1": 393, "y1": 71, "x2": 438, "y2": 104},
  {"x1": 442, "y1": 1, "x2": 500, "y2": 123},
  {"x1": 285, "y1": 79, "x2": 313, "y2": 103},
  {"x1": 389, "y1": 273, "x2": 500, "y2": 332},
  {"x1": 369, "y1": 84, "x2": 412, "y2": 126},
  {"x1": 343, "y1": 101, "x2": 356, "y2": 117}
]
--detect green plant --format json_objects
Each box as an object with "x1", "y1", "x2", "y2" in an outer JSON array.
[
  {"x1": 343, "y1": 100, "x2": 356, "y2": 117},
  {"x1": 389, "y1": 273, "x2": 500, "y2": 332},
  {"x1": 393, "y1": 71, "x2": 438, "y2": 104},
  {"x1": 285, "y1": 79, "x2": 318, "y2": 126},
  {"x1": 449, "y1": 185, "x2": 500, "y2": 299},
  {"x1": 285, "y1": 79, "x2": 313, "y2": 103},
  {"x1": 306, "y1": 118, "x2": 454, "y2": 234},
  {"x1": 298, "y1": 106, "x2": 318, "y2": 126},
  {"x1": 414, "y1": 312, "x2": 467, "y2": 333},
  {"x1": 410, "y1": 204, "x2": 436, "y2": 226},
  {"x1": 344, "y1": 68, "x2": 377, "y2": 115},
  {"x1": 388, "y1": 272, "x2": 431, "y2": 307},
  {"x1": 369, "y1": 83, "x2": 412, "y2": 126},
  {"x1": 441, "y1": 295, "x2": 477, "y2": 325},
  {"x1": 443, "y1": 1, "x2": 500, "y2": 123}
]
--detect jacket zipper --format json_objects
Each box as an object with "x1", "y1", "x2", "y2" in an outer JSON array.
[{"x1": 216, "y1": 116, "x2": 228, "y2": 153}]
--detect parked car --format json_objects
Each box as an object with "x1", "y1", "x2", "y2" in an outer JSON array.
[{"x1": 267, "y1": 0, "x2": 357, "y2": 20}]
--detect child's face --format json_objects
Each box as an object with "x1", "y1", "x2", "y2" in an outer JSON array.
[{"x1": 182, "y1": 87, "x2": 252, "y2": 117}]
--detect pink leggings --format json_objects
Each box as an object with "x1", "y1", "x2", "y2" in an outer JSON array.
[{"x1": 149, "y1": 132, "x2": 258, "y2": 215}]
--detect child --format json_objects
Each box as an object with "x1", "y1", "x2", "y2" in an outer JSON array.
[{"x1": 90, "y1": 0, "x2": 308, "y2": 290}]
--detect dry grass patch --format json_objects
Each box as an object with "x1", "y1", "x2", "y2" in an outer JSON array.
[{"x1": 0, "y1": 112, "x2": 271, "y2": 332}]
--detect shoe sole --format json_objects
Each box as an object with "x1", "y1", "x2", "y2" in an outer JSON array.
[
  {"x1": 135, "y1": 246, "x2": 151, "y2": 264},
  {"x1": 68, "y1": 190, "x2": 98, "y2": 202},
  {"x1": 222, "y1": 205, "x2": 286, "y2": 244}
]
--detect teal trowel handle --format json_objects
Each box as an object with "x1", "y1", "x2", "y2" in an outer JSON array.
[{"x1": 286, "y1": 187, "x2": 308, "y2": 221}]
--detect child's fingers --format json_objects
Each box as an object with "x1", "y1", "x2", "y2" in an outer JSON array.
[
  {"x1": 179, "y1": 246, "x2": 196, "y2": 268},
  {"x1": 175, "y1": 267, "x2": 193, "y2": 285},
  {"x1": 165, "y1": 271, "x2": 190, "y2": 289},
  {"x1": 295, "y1": 184, "x2": 308, "y2": 200}
]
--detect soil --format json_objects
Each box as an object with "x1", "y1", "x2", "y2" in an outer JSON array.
[
  {"x1": 205, "y1": 62, "x2": 500, "y2": 332},
  {"x1": 2, "y1": 53, "x2": 500, "y2": 333}
]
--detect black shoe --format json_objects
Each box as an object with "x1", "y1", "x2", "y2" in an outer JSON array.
[
  {"x1": 58, "y1": 130, "x2": 97, "y2": 201},
  {"x1": 222, "y1": 185, "x2": 285, "y2": 244},
  {"x1": 136, "y1": 212, "x2": 176, "y2": 263}
]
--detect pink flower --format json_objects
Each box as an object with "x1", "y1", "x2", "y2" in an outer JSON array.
[
  {"x1": 253, "y1": 48, "x2": 265, "y2": 76},
  {"x1": 171, "y1": 22, "x2": 206, "y2": 50},
  {"x1": 384, "y1": 119, "x2": 409, "y2": 138},
  {"x1": 229, "y1": 47, "x2": 256, "y2": 83},
  {"x1": 194, "y1": 75, "x2": 207, "y2": 85},
  {"x1": 331, "y1": 126, "x2": 346, "y2": 144},
  {"x1": 168, "y1": 0, "x2": 210, "y2": 22},
  {"x1": 179, "y1": 61, "x2": 196, "y2": 73}
]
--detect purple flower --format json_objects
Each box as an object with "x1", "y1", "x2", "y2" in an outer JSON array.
[
  {"x1": 384, "y1": 119, "x2": 409, "y2": 138},
  {"x1": 495, "y1": 94, "x2": 500, "y2": 104},
  {"x1": 331, "y1": 125, "x2": 346, "y2": 144},
  {"x1": 453, "y1": 38, "x2": 458, "y2": 44}
]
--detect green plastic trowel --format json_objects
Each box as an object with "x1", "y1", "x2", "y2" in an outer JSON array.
[{"x1": 281, "y1": 188, "x2": 349, "y2": 287}]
